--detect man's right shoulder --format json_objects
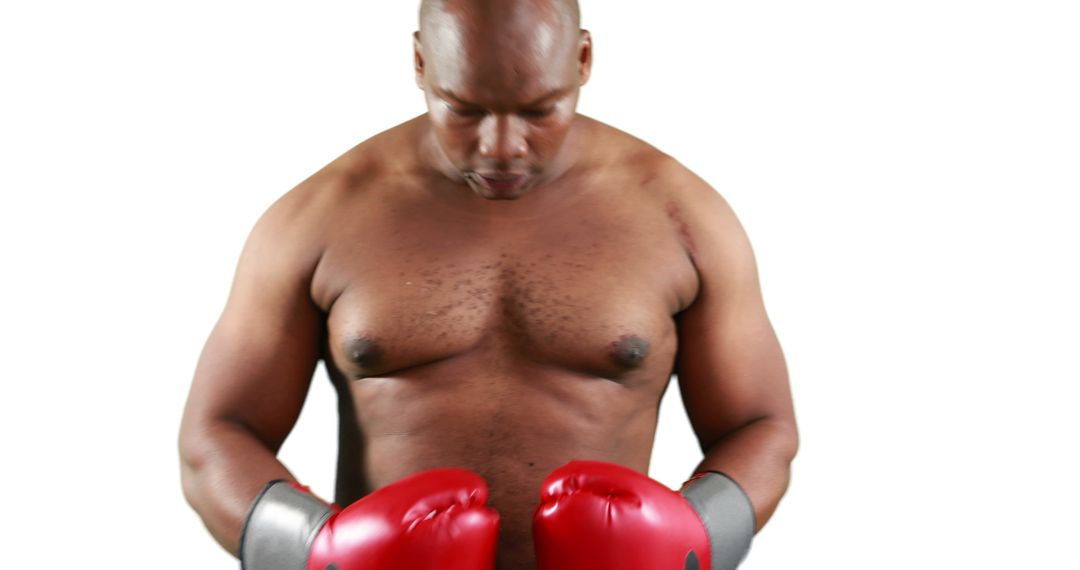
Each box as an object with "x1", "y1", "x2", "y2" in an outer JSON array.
[
  {"x1": 267, "y1": 117, "x2": 418, "y2": 220},
  {"x1": 243, "y1": 157, "x2": 371, "y2": 279},
  {"x1": 257, "y1": 135, "x2": 391, "y2": 232},
  {"x1": 257, "y1": 168, "x2": 347, "y2": 237},
  {"x1": 248, "y1": 115, "x2": 419, "y2": 263}
]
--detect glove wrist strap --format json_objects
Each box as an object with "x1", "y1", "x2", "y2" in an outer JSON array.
[
  {"x1": 240, "y1": 480, "x2": 334, "y2": 570},
  {"x1": 680, "y1": 471, "x2": 755, "y2": 570}
]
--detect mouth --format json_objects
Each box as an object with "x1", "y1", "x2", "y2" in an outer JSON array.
[{"x1": 471, "y1": 172, "x2": 529, "y2": 192}]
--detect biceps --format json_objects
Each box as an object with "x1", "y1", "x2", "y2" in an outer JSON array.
[
  {"x1": 674, "y1": 293, "x2": 791, "y2": 449},
  {"x1": 184, "y1": 254, "x2": 325, "y2": 455}
]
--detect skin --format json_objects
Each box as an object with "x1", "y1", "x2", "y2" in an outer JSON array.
[{"x1": 177, "y1": 1, "x2": 798, "y2": 569}]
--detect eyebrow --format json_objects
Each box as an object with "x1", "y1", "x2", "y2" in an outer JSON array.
[{"x1": 436, "y1": 87, "x2": 570, "y2": 108}]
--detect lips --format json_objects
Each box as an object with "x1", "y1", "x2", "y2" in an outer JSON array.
[
  {"x1": 477, "y1": 171, "x2": 527, "y2": 181},
  {"x1": 472, "y1": 172, "x2": 528, "y2": 192}
]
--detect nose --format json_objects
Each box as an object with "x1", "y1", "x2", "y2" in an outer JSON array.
[{"x1": 477, "y1": 113, "x2": 528, "y2": 164}]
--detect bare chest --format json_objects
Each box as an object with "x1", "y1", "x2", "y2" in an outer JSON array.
[{"x1": 311, "y1": 187, "x2": 698, "y2": 384}]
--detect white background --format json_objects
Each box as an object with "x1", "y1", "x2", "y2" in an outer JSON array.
[{"x1": 2, "y1": 1, "x2": 1077, "y2": 568}]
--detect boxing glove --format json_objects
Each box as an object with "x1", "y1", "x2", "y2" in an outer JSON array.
[
  {"x1": 241, "y1": 468, "x2": 500, "y2": 570},
  {"x1": 533, "y1": 460, "x2": 754, "y2": 570}
]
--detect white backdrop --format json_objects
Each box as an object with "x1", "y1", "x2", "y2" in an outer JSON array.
[{"x1": 1, "y1": 1, "x2": 1077, "y2": 568}]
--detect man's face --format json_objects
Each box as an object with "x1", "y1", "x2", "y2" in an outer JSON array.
[{"x1": 415, "y1": 5, "x2": 591, "y2": 200}]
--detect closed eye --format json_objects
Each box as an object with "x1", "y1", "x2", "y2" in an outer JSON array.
[
  {"x1": 522, "y1": 107, "x2": 556, "y2": 119},
  {"x1": 446, "y1": 103, "x2": 485, "y2": 118}
]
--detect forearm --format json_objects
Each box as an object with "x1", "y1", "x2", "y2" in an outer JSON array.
[
  {"x1": 692, "y1": 417, "x2": 798, "y2": 532},
  {"x1": 179, "y1": 420, "x2": 299, "y2": 557}
]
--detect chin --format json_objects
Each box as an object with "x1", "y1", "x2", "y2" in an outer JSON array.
[
  {"x1": 464, "y1": 172, "x2": 536, "y2": 201},
  {"x1": 470, "y1": 182, "x2": 532, "y2": 201}
]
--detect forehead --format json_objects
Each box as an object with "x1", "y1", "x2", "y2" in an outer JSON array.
[{"x1": 423, "y1": 3, "x2": 577, "y2": 105}]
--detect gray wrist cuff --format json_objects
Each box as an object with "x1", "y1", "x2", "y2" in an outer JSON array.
[
  {"x1": 240, "y1": 480, "x2": 334, "y2": 570},
  {"x1": 680, "y1": 471, "x2": 755, "y2": 570}
]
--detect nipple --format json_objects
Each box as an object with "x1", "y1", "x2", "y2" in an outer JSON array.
[
  {"x1": 342, "y1": 335, "x2": 384, "y2": 368},
  {"x1": 608, "y1": 334, "x2": 650, "y2": 368}
]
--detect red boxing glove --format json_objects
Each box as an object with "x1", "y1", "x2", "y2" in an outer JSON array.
[
  {"x1": 241, "y1": 468, "x2": 500, "y2": 570},
  {"x1": 533, "y1": 460, "x2": 711, "y2": 570}
]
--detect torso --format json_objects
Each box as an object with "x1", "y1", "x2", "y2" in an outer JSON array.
[{"x1": 305, "y1": 114, "x2": 700, "y2": 569}]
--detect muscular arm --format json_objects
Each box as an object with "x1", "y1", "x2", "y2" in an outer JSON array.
[
  {"x1": 671, "y1": 170, "x2": 798, "y2": 532},
  {"x1": 177, "y1": 186, "x2": 326, "y2": 556}
]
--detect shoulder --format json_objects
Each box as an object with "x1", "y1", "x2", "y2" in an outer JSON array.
[
  {"x1": 255, "y1": 116, "x2": 419, "y2": 242},
  {"x1": 652, "y1": 162, "x2": 759, "y2": 313},
  {"x1": 244, "y1": 125, "x2": 402, "y2": 278},
  {"x1": 574, "y1": 114, "x2": 672, "y2": 173},
  {"x1": 252, "y1": 161, "x2": 355, "y2": 254},
  {"x1": 594, "y1": 126, "x2": 752, "y2": 295},
  {"x1": 574, "y1": 116, "x2": 753, "y2": 304},
  {"x1": 588, "y1": 124, "x2": 742, "y2": 266},
  {"x1": 604, "y1": 144, "x2": 744, "y2": 273},
  {"x1": 576, "y1": 114, "x2": 728, "y2": 206}
]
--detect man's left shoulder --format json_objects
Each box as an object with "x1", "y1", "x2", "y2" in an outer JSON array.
[
  {"x1": 646, "y1": 153, "x2": 724, "y2": 202},
  {"x1": 638, "y1": 153, "x2": 737, "y2": 230},
  {"x1": 580, "y1": 116, "x2": 731, "y2": 213}
]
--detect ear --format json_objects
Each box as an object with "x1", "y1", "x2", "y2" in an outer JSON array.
[
  {"x1": 577, "y1": 29, "x2": 593, "y2": 86},
  {"x1": 413, "y1": 31, "x2": 425, "y2": 90}
]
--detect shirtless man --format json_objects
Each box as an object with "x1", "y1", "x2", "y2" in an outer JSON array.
[{"x1": 178, "y1": 1, "x2": 798, "y2": 569}]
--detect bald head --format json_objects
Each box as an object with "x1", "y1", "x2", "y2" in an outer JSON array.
[
  {"x1": 419, "y1": 0, "x2": 580, "y2": 36},
  {"x1": 414, "y1": 0, "x2": 587, "y2": 105}
]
